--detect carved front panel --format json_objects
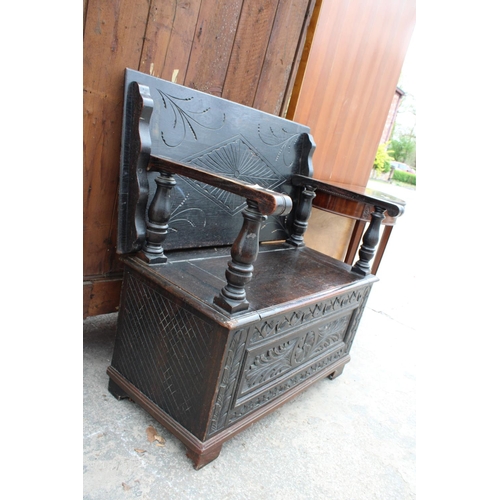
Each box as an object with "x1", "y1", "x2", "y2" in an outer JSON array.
[
  {"x1": 240, "y1": 313, "x2": 351, "y2": 398},
  {"x1": 208, "y1": 284, "x2": 373, "y2": 435},
  {"x1": 250, "y1": 288, "x2": 366, "y2": 344}
]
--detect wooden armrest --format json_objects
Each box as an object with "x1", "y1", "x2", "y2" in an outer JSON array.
[
  {"x1": 292, "y1": 175, "x2": 405, "y2": 218},
  {"x1": 149, "y1": 155, "x2": 292, "y2": 217}
]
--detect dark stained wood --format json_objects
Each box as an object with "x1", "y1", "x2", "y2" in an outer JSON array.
[
  {"x1": 150, "y1": 156, "x2": 293, "y2": 217},
  {"x1": 352, "y1": 206, "x2": 386, "y2": 276},
  {"x1": 293, "y1": 175, "x2": 405, "y2": 218},
  {"x1": 213, "y1": 201, "x2": 268, "y2": 313},
  {"x1": 108, "y1": 71, "x2": 403, "y2": 468},
  {"x1": 145, "y1": 244, "x2": 367, "y2": 312},
  {"x1": 344, "y1": 220, "x2": 366, "y2": 266},
  {"x1": 118, "y1": 69, "x2": 312, "y2": 255},
  {"x1": 141, "y1": 172, "x2": 177, "y2": 264},
  {"x1": 301, "y1": 177, "x2": 405, "y2": 275}
]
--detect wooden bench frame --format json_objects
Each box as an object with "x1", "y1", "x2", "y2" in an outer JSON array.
[{"x1": 107, "y1": 69, "x2": 405, "y2": 469}]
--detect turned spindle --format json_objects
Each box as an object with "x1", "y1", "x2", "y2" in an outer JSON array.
[
  {"x1": 140, "y1": 172, "x2": 176, "y2": 264},
  {"x1": 214, "y1": 200, "x2": 266, "y2": 313},
  {"x1": 352, "y1": 205, "x2": 385, "y2": 276},
  {"x1": 287, "y1": 185, "x2": 316, "y2": 247}
]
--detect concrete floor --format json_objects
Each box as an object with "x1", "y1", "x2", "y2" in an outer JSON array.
[{"x1": 83, "y1": 182, "x2": 416, "y2": 499}]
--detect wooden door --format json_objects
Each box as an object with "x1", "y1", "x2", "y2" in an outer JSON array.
[{"x1": 288, "y1": 0, "x2": 415, "y2": 261}]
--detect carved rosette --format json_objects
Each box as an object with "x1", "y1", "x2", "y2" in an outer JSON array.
[{"x1": 182, "y1": 136, "x2": 286, "y2": 216}]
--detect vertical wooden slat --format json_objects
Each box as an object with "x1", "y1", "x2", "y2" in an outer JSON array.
[
  {"x1": 333, "y1": 0, "x2": 412, "y2": 185},
  {"x1": 139, "y1": 0, "x2": 203, "y2": 84},
  {"x1": 252, "y1": 0, "x2": 311, "y2": 115},
  {"x1": 83, "y1": 0, "x2": 151, "y2": 277},
  {"x1": 222, "y1": 0, "x2": 281, "y2": 106},
  {"x1": 325, "y1": 0, "x2": 389, "y2": 182},
  {"x1": 310, "y1": 0, "x2": 378, "y2": 181},
  {"x1": 184, "y1": 0, "x2": 245, "y2": 96},
  {"x1": 83, "y1": 0, "x2": 89, "y2": 31},
  {"x1": 288, "y1": 0, "x2": 350, "y2": 127}
]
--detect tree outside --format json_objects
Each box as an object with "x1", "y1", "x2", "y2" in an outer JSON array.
[
  {"x1": 390, "y1": 93, "x2": 416, "y2": 169},
  {"x1": 389, "y1": 33, "x2": 416, "y2": 170}
]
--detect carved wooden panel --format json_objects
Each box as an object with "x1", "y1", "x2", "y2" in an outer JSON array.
[
  {"x1": 240, "y1": 313, "x2": 351, "y2": 396},
  {"x1": 111, "y1": 270, "x2": 220, "y2": 432},
  {"x1": 208, "y1": 284, "x2": 372, "y2": 435},
  {"x1": 119, "y1": 69, "x2": 314, "y2": 253}
]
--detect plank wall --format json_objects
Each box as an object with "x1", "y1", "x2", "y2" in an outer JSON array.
[{"x1": 83, "y1": 0, "x2": 316, "y2": 317}]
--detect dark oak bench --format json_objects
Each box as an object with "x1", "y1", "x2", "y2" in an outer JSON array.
[{"x1": 107, "y1": 68, "x2": 405, "y2": 469}]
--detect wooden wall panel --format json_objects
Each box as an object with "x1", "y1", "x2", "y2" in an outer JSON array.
[
  {"x1": 289, "y1": 0, "x2": 416, "y2": 187},
  {"x1": 222, "y1": 0, "x2": 281, "y2": 106},
  {"x1": 83, "y1": 0, "x2": 151, "y2": 279},
  {"x1": 83, "y1": 0, "x2": 316, "y2": 317},
  {"x1": 253, "y1": 0, "x2": 313, "y2": 115},
  {"x1": 138, "y1": 0, "x2": 202, "y2": 83},
  {"x1": 183, "y1": 0, "x2": 245, "y2": 96}
]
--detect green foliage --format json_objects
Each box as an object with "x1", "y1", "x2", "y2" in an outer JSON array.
[
  {"x1": 392, "y1": 169, "x2": 416, "y2": 186},
  {"x1": 390, "y1": 135, "x2": 416, "y2": 168},
  {"x1": 373, "y1": 142, "x2": 394, "y2": 173}
]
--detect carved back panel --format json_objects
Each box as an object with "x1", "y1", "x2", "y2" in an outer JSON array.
[{"x1": 118, "y1": 69, "x2": 314, "y2": 255}]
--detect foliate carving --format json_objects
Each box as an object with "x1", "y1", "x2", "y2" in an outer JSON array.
[
  {"x1": 157, "y1": 89, "x2": 225, "y2": 148},
  {"x1": 228, "y1": 349, "x2": 345, "y2": 425},
  {"x1": 209, "y1": 329, "x2": 247, "y2": 434},
  {"x1": 167, "y1": 192, "x2": 207, "y2": 234},
  {"x1": 257, "y1": 124, "x2": 300, "y2": 166},
  {"x1": 245, "y1": 341, "x2": 296, "y2": 389},
  {"x1": 208, "y1": 286, "x2": 371, "y2": 435},
  {"x1": 250, "y1": 289, "x2": 365, "y2": 343},
  {"x1": 243, "y1": 315, "x2": 350, "y2": 391}
]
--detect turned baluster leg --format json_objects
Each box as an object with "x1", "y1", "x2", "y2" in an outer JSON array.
[
  {"x1": 352, "y1": 205, "x2": 385, "y2": 276},
  {"x1": 140, "y1": 172, "x2": 176, "y2": 264},
  {"x1": 214, "y1": 200, "x2": 266, "y2": 314},
  {"x1": 287, "y1": 185, "x2": 316, "y2": 247}
]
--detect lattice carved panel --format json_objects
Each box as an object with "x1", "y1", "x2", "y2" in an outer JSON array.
[{"x1": 112, "y1": 272, "x2": 214, "y2": 424}]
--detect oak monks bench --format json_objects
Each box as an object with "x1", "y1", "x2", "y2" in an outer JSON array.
[{"x1": 106, "y1": 68, "x2": 405, "y2": 469}]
